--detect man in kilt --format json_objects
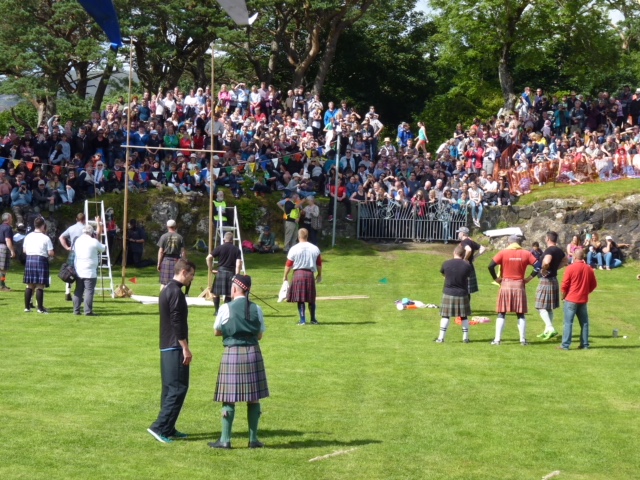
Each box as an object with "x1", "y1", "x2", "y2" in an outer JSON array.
[
  {"x1": 0, "y1": 213, "x2": 16, "y2": 292},
  {"x1": 23, "y1": 217, "x2": 54, "y2": 314},
  {"x1": 207, "y1": 232, "x2": 243, "y2": 315},
  {"x1": 535, "y1": 231, "x2": 567, "y2": 340},
  {"x1": 157, "y1": 219, "x2": 185, "y2": 291},
  {"x1": 148, "y1": 259, "x2": 195, "y2": 444},
  {"x1": 436, "y1": 244, "x2": 474, "y2": 343},
  {"x1": 457, "y1": 227, "x2": 486, "y2": 296},
  {"x1": 210, "y1": 274, "x2": 269, "y2": 449},
  {"x1": 283, "y1": 228, "x2": 322, "y2": 325},
  {"x1": 488, "y1": 235, "x2": 538, "y2": 345}
]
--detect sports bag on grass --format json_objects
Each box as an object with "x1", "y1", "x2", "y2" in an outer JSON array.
[{"x1": 58, "y1": 263, "x2": 78, "y2": 284}]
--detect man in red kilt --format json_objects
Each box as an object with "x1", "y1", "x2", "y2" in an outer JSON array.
[
  {"x1": 488, "y1": 235, "x2": 538, "y2": 345},
  {"x1": 210, "y1": 274, "x2": 269, "y2": 449},
  {"x1": 283, "y1": 228, "x2": 322, "y2": 325},
  {"x1": 435, "y1": 244, "x2": 474, "y2": 343}
]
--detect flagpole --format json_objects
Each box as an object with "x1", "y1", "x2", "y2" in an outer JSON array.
[
  {"x1": 120, "y1": 36, "x2": 133, "y2": 288},
  {"x1": 208, "y1": 41, "x2": 216, "y2": 288}
]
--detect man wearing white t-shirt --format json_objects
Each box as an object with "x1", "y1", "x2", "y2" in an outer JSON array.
[
  {"x1": 59, "y1": 212, "x2": 86, "y2": 301},
  {"x1": 283, "y1": 228, "x2": 322, "y2": 325},
  {"x1": 23, "y1": 217, "x2": 54, "y2": 314},
  {"x1": 73, "y1": 218, "x2": 106, "y2": 316}
]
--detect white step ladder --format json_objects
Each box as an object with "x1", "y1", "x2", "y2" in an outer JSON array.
[
  {"x1": 84, "y1": 200, "x2": 115, "y2": 298},
  {"x1": 213, "y1": 205, "x2": 246, "y2": 274}
]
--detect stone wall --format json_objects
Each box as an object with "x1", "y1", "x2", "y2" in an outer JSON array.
[{"x1": 482, "y1": 195, "x2": 640, "y2": 259}]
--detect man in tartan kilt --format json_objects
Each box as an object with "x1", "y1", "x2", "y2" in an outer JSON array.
[
  {"x1": 457, "y1": 227, "x2": 486, "y2": 296},
  {"x1": 209, "y1": 274, "x2": 269, "y2": 449},
  {"x1": 283, "y1": 228, "x2": 322, "y2": 325},
  {"x1": 535, "y1": 231, "x2": 567, "y2": 341},
  {"x1": 488, "y1": 235, "x2": 538, "y2": 345},
  {"x1": 22, "y1": 217, "x2": 55, "y2": 314},
  {"x1": 207, "y1": 232, "x2": 243, "y2": 315},
  {"x1": 157, "y1": 219, "x2": 185, "y2": 291},
  {"x1": 0, "y1": 213, "x2": 16, "y2": 292},
  {"x1": 435, "y1": 244, "x2": 474, "y2": 343}
]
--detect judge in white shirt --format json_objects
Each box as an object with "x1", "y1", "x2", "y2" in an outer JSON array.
[{"x1": 73, "y1": 218, "x2": 106, "y2": 316}]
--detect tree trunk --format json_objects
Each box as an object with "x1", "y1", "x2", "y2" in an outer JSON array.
[
  {"x1": 92, "y1": 53, "x2": 117, "y2": 112},
  {"x1": 498, "y1": 44, "x2": 516, "y2": 112},
  {"x1": 75, "y1": 61, "x2": 89, "y2": 100},
  {"x1": 312, "y1": 23, "x2": 345, "y2": 96}
]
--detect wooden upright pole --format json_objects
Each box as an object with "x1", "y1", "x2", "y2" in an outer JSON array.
[
  {"x1": 120, "y1": 36, "x2": 134, "y2": 288},
  {"x1": 207, "y1": 41, "x2": 216, "y2": 289}
]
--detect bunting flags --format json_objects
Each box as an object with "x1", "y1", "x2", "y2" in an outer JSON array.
[
  {"x1": 165, "y1": 171, "x2": 172, "y2": 182},
  {"x1": 177, "y1": 171, "x2": 184, "y2": 180},
  {"x1": 53, "y1": 166, "x2": 62, "y2": 175},
  {"x1": 152, "y1": 171, "x2": 159, "y2": 179},
  {"x1": 129, "y1": 277, "x2": 138, "y2": 284},
  {"x1": 226, "y1": 166, "x2": 233, "y2": 174},
  {"x1": 77, "y1": 0, "x2": 123, "y2": 48},
  {"x1": 128, "y1": 171, "x2": 135, "y2": 181},
  {"x1": 12, "y1": 160, "x2": 20, "y2": 168},
  {"x1": 139, "y1": 172, "x2": 148, "y2": 182},
  {"x1": 115, "y1": 171, "x2": 123, "y2": 181},
  {"x1": 213, "y1": 168, "x2": 221, "y2": 177},
  {"x1": 272, "y1": 158, "x2": 278, "y2": 168}
]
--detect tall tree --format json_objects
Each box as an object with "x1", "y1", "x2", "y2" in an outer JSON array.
[
  {"x1": 0, "y1": 0, "x2": 118, "y2": 125},
  {"x1": 427, "y1": 0, "x2": 618, "y2": 110}
]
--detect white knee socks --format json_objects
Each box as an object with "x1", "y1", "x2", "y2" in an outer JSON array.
[
  {"x1": 517, "y1": 317, "x2": 526, "y2": 342},
  {"x1": 494, "y1": 316, "x2": 505, "y2": 342},
  {"x1": 539, "y1": 309, "x2": 554, "y2": 332},
  {"x1": 438, "y1": 317, "x2": 450, "y2": 341}
]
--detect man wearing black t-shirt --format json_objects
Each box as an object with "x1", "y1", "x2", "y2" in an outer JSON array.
[
  {"x1": 457, "y1": 227, "x2": 486, "y2": 296},
  {"x1": 0, "y1": 213, "x2": 16, "y2": 291},
  {"x1": 436, "y1": 244, "x2": 474, "y2": 343},
  {"x1": 207, "y1": 232, "x2": 243, "y2": 315},
  {"x1": 148, "y1": 259, "x2": 195, "y2": 443},
  {"x1": 535, "y1": 231, "x2": 567, "y2": 340}
]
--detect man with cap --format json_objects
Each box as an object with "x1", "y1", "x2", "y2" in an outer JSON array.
[
  {"x1": 558, "y1": 248, "x2": 597, "y2": 350},
  {"x1": 279, "y1": 193, "x2": 300, "y2": 253},
  {"x1": 457, "y1": 227, "x2": 486, "y2": 297},
  {"x1": 257, "y1": 226, "x2": 277, "y2": 253},
  {"x1": 487, "y1": 235, "x2": 539, "y2": 345},
  {"x1": 33, "y1": 179, "x2": 57, "y2": 214},
  {"x1": 148, "y1": 259, "x2": 196, "y2": 443},
  {"x1": 209, "y1": 274, "x2": 269, "y2": 449},
  {"x1": 284, "y1": 228, "x2": 322, "y2": 325},
  {"x1": 207, "y1": 232, "x2": 243, "y2": 315},
  {"x1": 534, "y1": 231, "x2": 567, "y2": 340},
  {"x1": 0, "y1": 213, "x2": 16, "y2": 292},
  {"x1": 59, "y1": 213, "x2": 87, "y2": 301},
  {"x1": 435, "y1": 244, "x2": 474, "y2": 343},
  {"x1": 73, "y1": 217, "x2": 106, "y2": 316},
  {"x1": 157, "y1": 219, "x2": 186, "y2": 291}
]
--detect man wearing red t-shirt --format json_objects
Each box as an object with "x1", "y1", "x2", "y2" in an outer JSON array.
[
  {"x1": 328, "y1": 180, "x2": 353, "y2": 222},
  {"x1": 559, "y1": 248, "x2": 597, "y2": 350},
  {"x1": 488, "y1": 235, "x2": 538, "y2": 345}
]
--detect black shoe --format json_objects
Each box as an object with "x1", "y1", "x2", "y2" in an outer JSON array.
[
  {"x1": 463, "y1": 339, "x2": 471, "y2": 343},
  {"x1": 65, "y1": 293, "x2": 72, "y2": 301},
  {"x1": 310, "y1": 320, "x2": 319, "y2": 325},
  {"x1": 208, "y1": 440, "x2": 232, "y2": 449},
  {"x1": 248, "y1": 441, "x2": 264, "y2": 449},
  {"x1": 85, "y1": 312, "x2": 98, "y2": 317},
  {"x1": 434, "y1": 338, "x2": 444, "y2": 343}
]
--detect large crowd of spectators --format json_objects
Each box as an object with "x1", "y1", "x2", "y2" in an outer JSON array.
[{"x1": 1, "y1": 81, "x2": 639, "y2": 232}]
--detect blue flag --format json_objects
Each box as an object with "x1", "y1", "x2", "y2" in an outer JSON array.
[{"x1": 78, "y1": 0, "x2": 123, "y2": 48}]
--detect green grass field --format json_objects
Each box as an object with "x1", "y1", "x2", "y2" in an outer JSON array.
[{"x1": 1, "y1": 243, "x2": 639, "y2": 480}]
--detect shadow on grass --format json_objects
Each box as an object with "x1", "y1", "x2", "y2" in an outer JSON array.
[
  {"x1": 318, "y1": 321, "x2": 377, "y2": 326},
  {"x1": 269, "y1": 438, "x2": 382, "y2": 450},
  {"x1": 587, "y1": 345, "x2": 640, "y2": 350},
  {"x1": 180, "y1": 429, "x2": 327, "y2": 442}
]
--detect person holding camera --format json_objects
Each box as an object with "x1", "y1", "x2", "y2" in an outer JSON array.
[{"x1": 10, "y1": 181, "x2": 32, "y2": 225}]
